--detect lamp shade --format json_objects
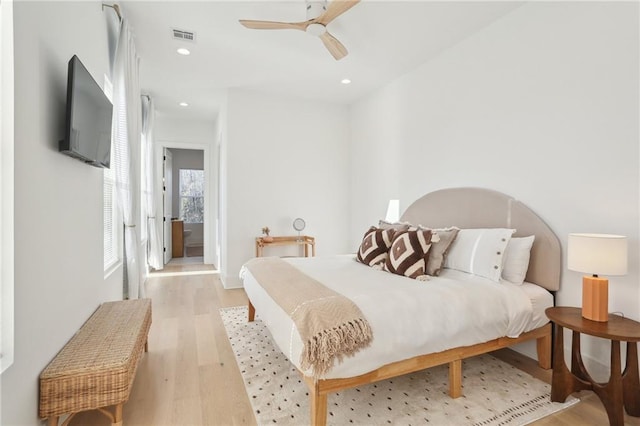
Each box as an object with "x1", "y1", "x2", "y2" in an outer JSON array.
[
  {"x1": 567, "y1": 233, "x2": 627, "y2": 276},
  {"x1": 385, "y1": 199, "x2": 400, "y2": 223}
]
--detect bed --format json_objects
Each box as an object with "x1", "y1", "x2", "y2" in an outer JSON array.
[{"x1": 241, "y1": 187, "x2": 561, "y2": 425}]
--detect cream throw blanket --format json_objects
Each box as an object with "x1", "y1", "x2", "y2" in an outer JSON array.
[{"x1": 244, "y1": 257, "x2": 373, "y2": 377}]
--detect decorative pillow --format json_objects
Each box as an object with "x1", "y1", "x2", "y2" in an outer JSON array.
[
  {"x1": 502, "y1": 235, "x2": 535, "y2": 285},
  {"x1": 426, "y1": 227, "x2": 460, "y2": 276},
  {"x1": 444, "y1": 228, "x2": 515, "y2": 282},
  {"x1": 356, "y1": 226, "x2": 396, "y2": 267},
  {"x1": 384, "y1": 229, "x2": 433, "y2": 278},
  {"x1": 378, "y1": 220, "x2": 411, "y2": 232}
]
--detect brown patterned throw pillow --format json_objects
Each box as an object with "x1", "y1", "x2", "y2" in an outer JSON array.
[
  {"x1": 384, "y1": 229, "x2": 433, "y2": 278},
  {"x1": 356, "y1": 226, "x2": 396, "y2": 267}
]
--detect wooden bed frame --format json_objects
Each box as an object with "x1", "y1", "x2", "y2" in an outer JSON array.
[{"x1": 247, "y1": 187, "x2": 562, "y2": 426}]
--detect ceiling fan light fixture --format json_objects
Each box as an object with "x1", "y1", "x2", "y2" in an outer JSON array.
[
  {"x1": 177, "y1": 48, "x2": 191, "y2": 56},
  {"x1": 305, "y1": 23, "x2": 327, "y2": 37}
]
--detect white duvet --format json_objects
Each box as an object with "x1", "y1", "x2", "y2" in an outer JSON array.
[{"x1": 241, "y1": 254, "x2": 547, "y2": 379}]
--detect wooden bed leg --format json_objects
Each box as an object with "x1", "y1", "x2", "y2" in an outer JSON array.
[
  {"x1": 449, "y1": 359, "x2": 462, "y2": 398},
  {"x1": 536, "y1": 325, "x2": 552, "y2": 370},
  {"x1": 248, "y1": 301, "x2": 255, "y2": 322},
  {"x1": 310, "y1": 382, "x2": 328, "y2": 426}
]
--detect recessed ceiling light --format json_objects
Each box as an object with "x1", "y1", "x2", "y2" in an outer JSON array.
[
  {"x1": 177, "y1": 48, "x2": 191, "y2": 56},
  {"x1": 341, "y1": 78, "x2": 351, "y2": 85},
  {"x1": 179, "y1": 102, "x2": 189, "y2": 107}
]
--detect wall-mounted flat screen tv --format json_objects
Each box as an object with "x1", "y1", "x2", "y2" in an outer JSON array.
[{"x1": 59, "y1": 55, "x2": 112, "y2": 168}]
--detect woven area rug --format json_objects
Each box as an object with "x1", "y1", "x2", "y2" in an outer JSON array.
[{"x1": 221, "y1": 306, "x2": 578, "y2": 426}]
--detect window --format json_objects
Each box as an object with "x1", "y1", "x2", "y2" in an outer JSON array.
[
  {"x1": 103, "y1": 75, "x2": 118, "y2": 272},
  {"x1": 179, "y1": 169, "x2": 204, "y2": 223}
]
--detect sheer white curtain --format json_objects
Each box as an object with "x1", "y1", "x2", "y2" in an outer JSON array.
[
  {"x1": 141, "y1": 96, "x2": 163, "y2": 270},
  {"x1": 0, "y1": 0, "x2": 15, "y2": 374},
  {"x1": 112, "y1": 20, "x2": 142, "y2": 299}
]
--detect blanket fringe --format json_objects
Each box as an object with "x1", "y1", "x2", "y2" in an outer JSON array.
[{"x1": 300, "y1": 318, "x2": 373, "y2": 378}]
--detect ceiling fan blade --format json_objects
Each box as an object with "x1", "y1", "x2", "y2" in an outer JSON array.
[
  {"x1": 319, "y1": 32, "x2": 348, "y2": 60},
  {"x1": 316, "y1": 0, "x2": 360, "y2": 26},
  {"x1": 239, "y1": 20, "x2": 308, "y2": 31}
]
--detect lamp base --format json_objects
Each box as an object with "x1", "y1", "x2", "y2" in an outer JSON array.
[{"x1": 582, "y1": 275, "x2": 608, "y2": 322}]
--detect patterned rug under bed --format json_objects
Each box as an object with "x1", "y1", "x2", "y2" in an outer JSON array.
[{"x1": 220, "y1": 306, "x2": 578, "y2": 426}]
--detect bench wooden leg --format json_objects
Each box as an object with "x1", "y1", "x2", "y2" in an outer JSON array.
[
  {"x1": 47, "y1": 417, "x2": 59, "y2": 426},
  {"x1": 97, "y1": 403, "x2": 123, "y2": 426},
  {"x1": 113, "y1": 403, "x2": 123, "y2": 426}
]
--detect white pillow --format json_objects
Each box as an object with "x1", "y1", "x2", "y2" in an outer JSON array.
[
  {"x1": 501, "y1": 236, "x2": 535, "y2": 285},
  {"x1": 444, "y1": 228, "x2": 515, "y2": 282}
]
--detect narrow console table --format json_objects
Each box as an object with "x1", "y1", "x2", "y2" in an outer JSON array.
[
  {"x1": 255, "y1": 235, "x2": 315, "y2": 258},
  {"x1": 545, "y1": 306, "x2": 640, "y2": 426}
]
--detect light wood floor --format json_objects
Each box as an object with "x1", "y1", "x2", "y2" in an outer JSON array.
[{"x1": 71, "y1": 260, "x2": 640, "y2": 425}]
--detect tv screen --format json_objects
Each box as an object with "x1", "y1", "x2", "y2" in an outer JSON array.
[{"x1": 59, "y1": 55, "x2": 112, "y2": 168}]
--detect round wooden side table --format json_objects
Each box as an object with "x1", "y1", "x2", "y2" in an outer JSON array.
[{"x1": 545, "y1": 306, "x2": 640, "y2": 426}]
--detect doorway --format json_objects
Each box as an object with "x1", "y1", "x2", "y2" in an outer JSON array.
[
  {"x1": 163, "y1": 148, "x2": 173, "y2": 265},
  {"x1": 163, "y1": 147, "x2": 206, "y2": 265}
]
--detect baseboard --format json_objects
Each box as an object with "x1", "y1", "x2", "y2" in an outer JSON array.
[
  {"x1": 221, "y1": 274, "x2": 243, "y2": 289},
  {"x1": 513, "y1": 337, "x2": 611, "y2": 382},
  {"x1": 579, "y1": 349, "x2": 611, "y2": 382}
]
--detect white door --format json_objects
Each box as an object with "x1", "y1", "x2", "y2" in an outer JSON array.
[{"x1": 163, "y1": 148, "x2": 173, "y2": 264}]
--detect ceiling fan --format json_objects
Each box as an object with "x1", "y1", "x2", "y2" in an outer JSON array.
[{"x1": 239, "y1": 0, "x2": 360, "y2": 61}]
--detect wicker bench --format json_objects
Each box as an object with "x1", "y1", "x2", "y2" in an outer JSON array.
[{"x1": 39, "y1": 299, "x2": 152, "y2": 426}]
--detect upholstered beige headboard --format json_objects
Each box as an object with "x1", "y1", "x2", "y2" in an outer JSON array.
[{"x1": 400, "y1": 187, "x2": 561, "y2": 291}]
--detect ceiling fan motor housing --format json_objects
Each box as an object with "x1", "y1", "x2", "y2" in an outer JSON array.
[{"x1": 306, "y1": 0, "x2": 328, "y2": 20}]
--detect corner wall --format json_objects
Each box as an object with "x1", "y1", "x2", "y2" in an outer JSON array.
[
  {"x1": 1, "y1": 2, "x2": 123, "y2": 424},
  {"x1": 349, "y1": 2, "x2": 639, "y2": 368}
]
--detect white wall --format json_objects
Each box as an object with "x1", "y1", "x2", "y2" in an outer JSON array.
[
  {"x1": 1, "y1": 2, "x2": 123, "y2": 424},
  {"x1": 350, "y1": 2, "x2": 639, "y2": 370},
  {"x1": 155, "y1": 114, "x2": 217, "y2": 144},
  {"x1": 155, "y1": 115, "x2": 218, "y2": 265},
  {"x1": 169, "y1": 148, "x2": 204, "y2": 246},
  {"x1": 221, "y1": 89, "x2": 350, "y2": 288}
]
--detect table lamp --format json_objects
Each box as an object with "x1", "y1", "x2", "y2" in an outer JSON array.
[
  {"x1": 385, "y1": 199, "x2": 400, "y2": 223},
  {"x1": 567, "y1": 233, "x2": 627, "y2": 322}
]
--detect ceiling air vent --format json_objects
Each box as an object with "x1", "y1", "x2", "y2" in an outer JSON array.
[{"x1": 172, "y1": 29, "x2": 195, "y2": 42}]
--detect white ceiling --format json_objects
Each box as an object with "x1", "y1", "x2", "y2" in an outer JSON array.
[{"x1": 120, "y1": 1, "x2": 523, "y2": 121}]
